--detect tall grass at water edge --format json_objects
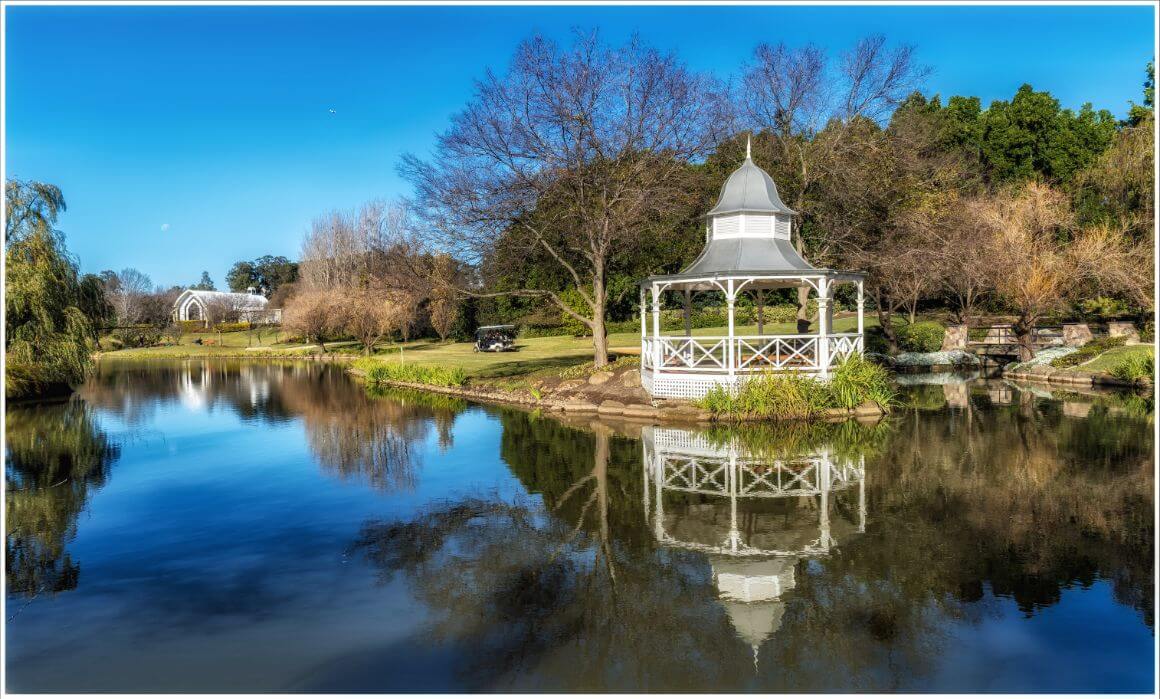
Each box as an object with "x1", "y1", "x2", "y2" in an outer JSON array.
[
  {"x1": 354, "y1": 357, "x2": 467, "y2": 388},
  {"x1": 697, "y1": 355, "x2": 896, "y2": 420}
]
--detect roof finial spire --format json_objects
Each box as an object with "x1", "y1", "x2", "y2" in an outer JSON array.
[{"x1": 746, "y1": 133, "x2": 752, "y2": 160}]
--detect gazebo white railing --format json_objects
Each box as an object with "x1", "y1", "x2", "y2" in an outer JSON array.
[{"x1": 639, "y1": 272, "x2": 866, "y2": 400}]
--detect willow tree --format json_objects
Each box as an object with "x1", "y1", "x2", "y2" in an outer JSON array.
[
  {"x1": 401, "y1": 32, "x2": 725, "y2": 367},
  {"x1": 5, "y1": 180, "x2": 101, "y2": 399}
]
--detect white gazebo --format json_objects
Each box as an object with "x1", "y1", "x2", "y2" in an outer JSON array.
[{"x1": 639, "y1": 140, "x2": 866, "y2": 400}]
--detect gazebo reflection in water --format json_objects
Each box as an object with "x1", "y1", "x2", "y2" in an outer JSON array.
[{"x1": 641, "y1": 425, "x2": 867, "y2": 665}]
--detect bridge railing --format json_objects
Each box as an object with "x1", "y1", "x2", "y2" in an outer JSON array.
[{"x1": 968, "y1": 325, "x2": 1063, "y2": 346}]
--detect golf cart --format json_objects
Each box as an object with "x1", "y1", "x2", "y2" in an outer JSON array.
[{"x1": 474, "y1": 325, "x2": 518, "y2": 352}]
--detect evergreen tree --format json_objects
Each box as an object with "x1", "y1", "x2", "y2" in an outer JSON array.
[{"x1": 193, "y1": 271, "x2": 215, "y2": 291}]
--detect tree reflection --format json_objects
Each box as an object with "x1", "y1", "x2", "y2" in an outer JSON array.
[
  {"x1": 282, "y1": 382, "x2": 462, "y2": 493},
  {"x1": 81, "y1": 361, "x2": 465, "y2": 493},
  {"x1": 351, "y1": 418, "x2": 758, "y2": 690},
  {"x1": 350, "y1": 398, "x2": 1152, "y2": 690},
  {"x1": 877, "y1": 388, "x2": 1154, "y2": 625},
  {"x1": 5, "y1": 400, "x2": 120, "y2": 597}
]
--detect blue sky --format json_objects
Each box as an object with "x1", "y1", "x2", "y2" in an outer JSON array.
[{"x1": 5, "y1": 4, "x2": 1155, "y2": 288}]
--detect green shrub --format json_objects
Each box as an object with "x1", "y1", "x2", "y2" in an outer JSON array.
[
  {"x1": 699, "y1": 373, "x2": 831, "y2": 420},
  {"x1": 863, "y1": 327, "x2": 891, "y2": 354},
  {"x1": 698, "y1": 355, "x2": 896, "y2": 419},
  {"x1": 5, "y1": 359, "x2": 79, "y2": 400},
  {"x1": 1076, "y1": 296, "x2": 1129, "y2": 321},
  {"x1": 1049, "y1": 335, "x2": 1128, "y2": 368},
  {"x1": 354, "y1": 358, "x2": 467, "y2": 387},
  {"x1": 756, "y1": 304, "x2": 802, "y2": 325},
  {"x1": 177, "y1": 320, "x2": 207, "y2": 332},
  {"x1": 111, "y1": 326, "x2": 163, "y2": 348},
  {"x1": 519, "y1": 324, "x2": 573, "y2": 338},
  {"x1": 1110, "y1": 353, "x2": 1154, "y2": 382},
  {"x1": 1140, "y1": 321, "x2": 1154, "y2": 344},
  {"x1": 895, "y1": 321, "x2": 946, "y2": 353},
  {"x1": 212, "y1": 321, "x2": 251, "y2": 333},
  {"x1": 826, "y1": 355, "x2": 897, "y2": 409}
]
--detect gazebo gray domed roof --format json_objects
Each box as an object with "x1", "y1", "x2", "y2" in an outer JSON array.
[
  {"x1": 680, "y1": 234, "x2": 816, "y2": 277},
  {"x1": 706, "y1": 151, "x2": 796, "y2": 217}
]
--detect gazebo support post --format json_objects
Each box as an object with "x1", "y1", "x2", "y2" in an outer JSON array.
[
  {"x1": 639, "y1": 289, "x2": 646, "y2": 340},
  {"x1": 650, "y1": 285, "x2": 662, "y2": 374},
  {"x1": 817, "y1": 280, "x2": 830, "y2": 378},
  {"x1": 726, "y1": 279, "x2": 736, "y2": 386},
  {"x1": 856, "y1": 280, "x2": 864, "y2": 348},
  {"x1": 756, "y1": 288, "x2": 765, "y2": 336},
  {"x1": 677, "y1": 287, "x2": 686, "y2": 336}
]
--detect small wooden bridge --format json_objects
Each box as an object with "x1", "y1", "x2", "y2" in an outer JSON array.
[{"x1": 967, "y1": 325, "x2": 1064, "y2": 358}]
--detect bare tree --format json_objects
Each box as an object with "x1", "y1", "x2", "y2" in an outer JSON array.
[
  {"x1": 202, "y1": 294, "x2": 249, "y2": 327},
  {"x1": 428, "y1": 294, "x2": 458, "y2": 342},
  {"x1": 282, "y1": 289, "x2": 342, "y2": 352},
  {"x1": 401, "y1": 32, "x2": 726, "y2": 367},
  {"x1": 741, "y1": 36, "x2": 929, "y2": 321},
  {"x1": 927, "y1": 200, "x2": 995, "y2": 324},
  {"x1": 980, "y1": 182, "x2": 1150, "y2": 360},
  {"x1": 108, "y1": 268, "x2": 153, "y2": 324},
  {"x1": 338, "y1": 286, "x2": 417, "y2": 356},
  {"x1": 299, "y1": 201, "x2": 411, "y2": 292}
]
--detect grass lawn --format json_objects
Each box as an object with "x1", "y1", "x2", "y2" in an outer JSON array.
[
  {"x1": 1079, "y1": 344, "x2": 1154, "y2": 374},
  {"x1": 99, "y1": 330, "x2": 353, "y2": 358},
  {"x1": 103, "y1": 313, "x2": 878, "y2": 383}
]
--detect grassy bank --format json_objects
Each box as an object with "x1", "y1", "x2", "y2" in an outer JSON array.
[
  {"x1": 103, "y1": 314, "x2": 874, "y2": 377},
  {"x1": 1081, "y1": 344, "x2": 1154, "y2": 377}
]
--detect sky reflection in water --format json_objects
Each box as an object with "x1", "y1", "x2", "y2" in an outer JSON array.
[{"x1": 5, "y1": 360, "x2": 1154, "y2": 692}]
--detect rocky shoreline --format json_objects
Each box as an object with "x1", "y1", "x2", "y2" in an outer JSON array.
[
  {"x1": 350, "y1": 363, "x2": 886, "y2": 425},
  {"x1": 1001, "y1": 363, "x2": 1151, "y2": 390}
]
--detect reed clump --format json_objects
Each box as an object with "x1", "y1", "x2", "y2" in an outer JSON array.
[{"x1": 698, "y1": 355, "x2": 896, "y2": 420}]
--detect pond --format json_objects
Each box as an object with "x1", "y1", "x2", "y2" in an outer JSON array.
[{"x1": 5, "y1": 360, "x2": 1154, "y2": 692}]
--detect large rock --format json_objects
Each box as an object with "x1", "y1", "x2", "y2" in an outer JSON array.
[
  {"x1": 1107, "y1": 321, "x2": 1140, "y2": 344},
  {"x1": 561, "y1": 399, "x2": 598, "y2": 413},
  {"x1": 941, "y1": 324, "x2": 968, "y2": 351},
  {"x1": 658, "y1": 404, "x2": 712, "y2": 422},
  {"x1": 597, "y1": 400, "x2": 626, "y2": 415},
  {"x1": 1062, "y1": 323, "x2": 1093, "y2": 347},
  {"x1": 1055, "y1": 370, "x2": 1096, "y2": 386},
  {"x1": 621, "y1": 370, "x2": 642, "y2": 388},
  {"x1": 621, "y1": 404, "x2": 659, "y2": 418},
  {"x1": 588, "y1": 371, "x2": 613, "y2": 385}
]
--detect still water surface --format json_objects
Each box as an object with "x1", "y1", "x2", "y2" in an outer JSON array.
[{"x1": 5, "y1": 360, "x2": 1154, "y2": 692}]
